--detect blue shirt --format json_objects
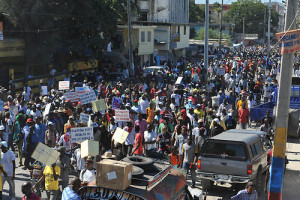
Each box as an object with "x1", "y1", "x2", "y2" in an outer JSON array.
[
  {"x1": 22, "y1": 127, "x2": 39, "y2": 153},
  {"x1": 62, "y1": 186, "x2": 82, "y2": 200},
  {"x1": 35, "y1": 123, "x2": 47, "y2": 143},
  {"x1": 231, "y1": 189, "x2": 258, "y2": 200}
]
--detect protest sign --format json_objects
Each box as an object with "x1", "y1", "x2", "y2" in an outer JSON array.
[
  {"x1": 175, "y1": 77, "x2": 183, "y2": 85},
  {"x1": 217, "y1": 67, "x2": 225, "y2": 75},
  {"x1": 71, "y1": 127, "x2": 94, "y2": 143},
  {"x1": 79, "y1": 91, "x2": 97, "y2": 105},
  {"x1": 80, "y1": 113, "x2": 90, "y2": 123},
  {"x1": 115, "y1": 110, "x2": 130, "y2": 122},
  {"x1": 75, "y1": 86, "x2": 90, "y2": 94},
  {"x1": 276, "y1": 29, "x2": 300, "y2": 54},
  {"x1": 112, "y1": 127, "x2": 129, "y2": 144},
  {"x1": 64, "y1": 91, "x2": 79, "y2": 102},
  {"x1": 91, "y1": 99, "x2": 107, "y2": 112},
  {"x1": 43, "y1": 103, "x2": 51, "y2": 117},
  {"x1": 80, "y1": 140, "x2": 99, "y2": 158},
  {"x1": 112, "y1": 97, "x2": 122, "y2": 109},
  {"x1": 41, "y1": 86, "x2": 48, "y2": 96},
  {"x1": 59, "y1": 81, "x2": 70, "y2": 90},
  {"x1": 31, "y1": 143, "x2": 60, "y2": 166}
]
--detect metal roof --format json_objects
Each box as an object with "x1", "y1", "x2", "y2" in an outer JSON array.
[{"x1": 210, "y1": 131, "x2": 260, "y2": 143}]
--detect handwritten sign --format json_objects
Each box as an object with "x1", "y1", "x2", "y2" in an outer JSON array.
[
  {"x1": 31, "y1": 143, "x2": 60, "y2": 166},
  {"x1": 71, "y1": 127, "x2": 94, "y2": 143},
  {"x1": 59, "y1": 81, "x2": 70, "y2": 90},
  {"x1": 81, "y1": 140, "x2": 99, "y2": 158},
  {"x1": 112, "y1": 97, "x2": 122, "y2": 109},
  {"x1": 115, "y1": 110, "x2": 130, "y2": 122},
  {"x1": 276, "y1": 29, "x2": 300, "y2": 54},
  {"x1": 64, "y1": 91, "x2": 79, "y2": 102},
  {"x1": 41, "y1": 86, "x2": 48, "y2": 96},
  {"x1": 79, "y1": 91, "x2": 97, "y2": 105},
  {"x1": 92, "y1": 99, "x2": 107, "y2": 112},
  {"x1": 75, "y1": 86, "x2": 90, "y2": 94},
  {"x1": 80, "y1": 113, "x2": 90, "y2": 123},
  {"x1": 43, "y1": 103, "x2": 51, "y2": 117},
  {"x1": 112, "y1": 127, "x2": 129, "y2": 144}
]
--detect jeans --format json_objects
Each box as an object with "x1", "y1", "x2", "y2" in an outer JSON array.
[
  {"x1": 46, "y1": 190, "x2": 59, "y2": 200},
  {"x1": 24, "y1": 151, "x2": 34, "y2": 169},
  {"x1": 7, "y1": 134, "x2": 15, "y2": 152},
  {"x1": 16, "y1": 139, "x2": 23, "y2": 165},
  {"x1": 182, "y1": 162, "x2": 196, "y2": 185},
  {"x1": 240, "y1": 123, "x2": 247, "y2": 129},
  {"x1": 2, "y1": 176, "x2": 15, "y2": 199}
]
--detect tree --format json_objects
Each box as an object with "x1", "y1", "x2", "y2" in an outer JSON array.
[
  {"x1": 189, "y1": 2, "x2": 205, "y2": 23},
  {"x1": 0, "y1": 0, "x2": 119, "y2": 75},
  {"x1": 195, "y1": 28, "x2": 232, "y2": 41},
  {"x1": 223, "y1": 0, "x2": 279, "y2": 38}
]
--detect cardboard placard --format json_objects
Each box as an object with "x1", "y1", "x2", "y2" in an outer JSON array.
[
  {"x1": 115, "y1": 110, "x2": 130, "y2": 122},
  {"x1": 59, "y1": 81, "x2": 70, "y2": 90},
  {"x1": 79, "y1": 91, "x2": 97, "y2": 105},
  {"x1": 112, "y1": 127, "x2": 129, "y2": 144},
  {"x1": 80, "y1": 113, "x2": 90, "y2": 123},
  {"x1": 91, "y1": 99, "x2": 107, "y2": 112},
  {"x1": 71, "y1": 127, "x2": 94, "y2": 143},
  {"x1": 31, "y1": 143, "x2": 60, "y2": 166},
  {"x1": 43, "y1": 103, "x2": 51, "y2": 117},
  {"x1": 80, "y1": 140, "x2": 99, "y2": 158},
  {"x1": 41, "y1": 86, "x2": 48, "y2": 96},
  {"x1": 64, "y1": 91, "x2": 79, "y2": 102},
  {"x1": 112, "y1": 97, "x2": 122, "y2": 109},
  {"x1": 175, "y1": 77, "x2": 183, "y2": 85}
]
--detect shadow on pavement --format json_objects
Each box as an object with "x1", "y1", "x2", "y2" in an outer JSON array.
[{"x1": 283, "y1": 168, "x2": 300, "y2": 199}]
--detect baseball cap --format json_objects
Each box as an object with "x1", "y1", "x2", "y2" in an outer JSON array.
[
  {"x1": 26, "y1": 118, "x2": 33, "y2": 123},
  {"x1": 0, "y1": 141, "x2": 8, "y2": 148}
]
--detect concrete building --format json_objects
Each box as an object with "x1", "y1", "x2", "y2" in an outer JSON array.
[{"x1": 264, "y1": 2, "x2": 285, "y2": 33}]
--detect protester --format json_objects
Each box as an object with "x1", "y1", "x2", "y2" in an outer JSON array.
[
  {"x1": 79, "y1": 156, "x2": 95, "y2": 186},
  {"x1": 21, "y1": 182, "x2": 41, "y2": 200},
  {"x1": 1, "y1": 141, "x2": 15, "y2": 200},
  {"x1": 62, "y1": 177, "x2": 82, "y2": 200},
  {"x1": 231, "y1": 181, "x2": 258, "y2": 200}
]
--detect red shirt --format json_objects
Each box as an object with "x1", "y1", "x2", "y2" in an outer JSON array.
[
  {"x1": 134, "y1": 133, "x2": 143, "y2": 155},
  {"x1": 22, "y1": 193, "x2": 41, "y2": 200},
  {"x1": 238, "y1": 108, "x2": 250, "y2": 123}
]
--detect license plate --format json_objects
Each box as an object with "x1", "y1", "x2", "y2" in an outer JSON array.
[{"x1": 217, "y1": 174, "x2": 228, "y2": 180}]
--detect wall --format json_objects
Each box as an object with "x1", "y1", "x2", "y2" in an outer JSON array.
[
  {"x1": 138, "y1": 27, "x2": 154, "y2": 55},
  {"x1": 154, "y1": 26, "x2": 170, "y2": 51},
  {"x1": 176, "y1": 25, "x2": 190, "y2": 49}
]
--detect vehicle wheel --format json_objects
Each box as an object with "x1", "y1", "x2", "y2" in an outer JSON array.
[
  {"x1": 132, "y1": 166, "x2": 144, "y2": 179},
  {"x1": 122, "y1": 156, "x2": 154, "y2": 171},
  {"x1": 256, "y1": 169, "x2": 265, "y2": 195},
  {"x1": 201, "y1": 179, "x2": 213, "y2": 191}
]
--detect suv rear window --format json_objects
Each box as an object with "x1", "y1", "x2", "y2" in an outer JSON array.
[{"x1": 201, "y1": 141, "x2": 247, "y2": 161}]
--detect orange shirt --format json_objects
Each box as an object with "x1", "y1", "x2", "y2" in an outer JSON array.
[
  {"x1": 169, "y1": 154, "x2": 181, "y2": 166},
  {"x1": 146, "y1": 107, "x2": 155, "y2": 123}
]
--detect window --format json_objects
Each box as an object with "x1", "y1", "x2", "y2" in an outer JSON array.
[
  {"x1": 147, "y1": 31, "x2": 151, "y2": 42},
  {"x1": 250, "y1": 144, "x2": 258, "y2": 157},
  {"x1": 141, "y1": 31, "x2": 145, "y2": 42},
  {"x1": 178, "y1": 26, "x2": 180, "y2": 33},
  {"x1": 254, "y1": 142, "x2": 263, "y2": 155},
  {"x1": 184, "y1": 26, "x2": 186, "y2": 35}
]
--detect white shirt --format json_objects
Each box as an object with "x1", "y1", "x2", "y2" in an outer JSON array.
[
  {"x1": 80, "y1": 169, "x2": 95, "y2": 183},
  {"x1": 144, "y1": 130, "x2": 157, "y2": 150},
  {"x1": 192, "y1": 127, "x2": 200, "y2": 141},
  {"x1": 139, "y1": 99, "x2": 149, "y2": 114},
  {"x1": 73, "y1": 148, "x2": 85, "y2": 171},
  {"x1": 124, "y1": 127, "x2": 135, "y2": 145},
  {"x1": 1, "y1": 150, "x2": 15, "y2": 177},
  {"x1": 171, "y1": 93, "x2": 181, "y2": 106}
]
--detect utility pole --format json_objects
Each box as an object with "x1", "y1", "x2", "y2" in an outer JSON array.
[
  {"x1": 268, "y1": 0, "x2": 271, "y2": 52},
  {"x1": 127, "y1": 0, "x2": 134, "y2": 76},
  {"x1": 268, "y1": 0, "x2": 298, "y2": 199},
  {"x1": 204, "y1": 0, "x2": 209, "y2": 69},
  {"x1": 263, "y1": 8, "x2": 266, "y2": 43},
  {"x1": 243, "y1": 17, "x2": 245, "y2": 47},
  {"x1": 219, "y1": 0, "x2": 224, "y2": 50}
]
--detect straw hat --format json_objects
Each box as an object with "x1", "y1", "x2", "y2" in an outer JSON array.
[{"x1": 101, "y1": 152, "x2": 116, "y2": 159}]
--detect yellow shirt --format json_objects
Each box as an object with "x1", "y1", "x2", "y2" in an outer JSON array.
[
  {"x1": 209, "y1": 120, "x2": 227, "y2": 131},
  {"x1": 237, "y1": 100, "x2": 248, "y2": 110},
  {"x1": 194, "y1": 108, "x2": 205, "y2": 119},
  {"x1": 44, "y1": 165, "x2": 61, "y2": 191},
  {"x1": 146, "y1": 107, "x2": 155, "y2": 123},
  {"x1": 0, "y1": 164, "x2": 5, "y2": 191}
]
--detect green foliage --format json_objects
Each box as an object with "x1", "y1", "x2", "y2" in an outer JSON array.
[
  {"x1": 223, "y1": 0, "x2": 279, "y2": 38},
  {"x1": 0, "y1": 0, "x2": 119, "y2": 69},
  {"x1": 195, "y1": 28, "x2": 232, "y2": 41},
  {"x1": 189, "y1": 2, "x2": 205, "y2": 23}
]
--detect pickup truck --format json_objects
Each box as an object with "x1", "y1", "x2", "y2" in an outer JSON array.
[{"x1": 196, "y1": 130, "x2": 268, "y2": 193}]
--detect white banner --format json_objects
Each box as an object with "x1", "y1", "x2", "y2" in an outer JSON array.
[
  {"x1": 59, "y1": 81, "x2": 70, "y2": 90},
  {"x1": 64, "y1": 91, "x2": 79, "y2": 102},
  {"x1": 80, "y1": 113, "x2": 90, "y2": 123},
  {"x1": 71, "y1": 127, "x2": 94, "y2": 143},
  {"x1": 115, "y1": 110, "x2": 130, "y2": 122},
  {"x1": 75, "y1": 86, "x2": 90, "y2": 94},
  {"x1": 79, "y1": 91, "x2": 97, "y2": 105}
]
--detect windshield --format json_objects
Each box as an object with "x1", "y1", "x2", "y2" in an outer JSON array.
[{"x1": 202, "y1": 141, "x2": 247, "y2": 161}]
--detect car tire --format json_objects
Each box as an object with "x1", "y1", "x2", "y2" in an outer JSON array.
[
  {"x1": 201, "y1": 179, "x2": 213, "y2": 191},
  {"x1": 122, "y1": 156, "x2": 154, "y2": 171},
  {"x1": 256, "y1": 169, "x2": 265, "y2": 195},
  {"x1": 132, "y1": 166, "x2": 144, "y2": 179}
]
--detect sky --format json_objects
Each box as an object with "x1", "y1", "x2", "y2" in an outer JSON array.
[{"x1": 195, "y1": 0, "x2": 282, "y2": 4}]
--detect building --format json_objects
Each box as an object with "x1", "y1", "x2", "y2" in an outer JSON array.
[
  {"x1": 122, "y1": 0, "x2": 190, "y2": 66},
  {"x1": 263, "y1": 2, "x2": 285, "y2": 33}
]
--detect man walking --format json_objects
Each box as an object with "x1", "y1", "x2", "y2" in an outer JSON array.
[
  {"x1": 231, "y1": 181, "x2": 258, "y2": 200},
  {"x1": 1, "y1": 141, "x2": 16, "y2": 200},
  {"x1": 238, "y1": 102, "x2": 250, "y2": 129}
]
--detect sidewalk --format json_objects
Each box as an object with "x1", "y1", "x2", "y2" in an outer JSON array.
[{"x1": 282, "y1": 137, "x2": 300, "y2": 199}]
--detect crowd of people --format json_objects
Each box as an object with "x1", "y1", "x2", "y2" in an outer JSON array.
[{"x1": 0, "y1": 45, "x2": 285, "y2": 199}]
